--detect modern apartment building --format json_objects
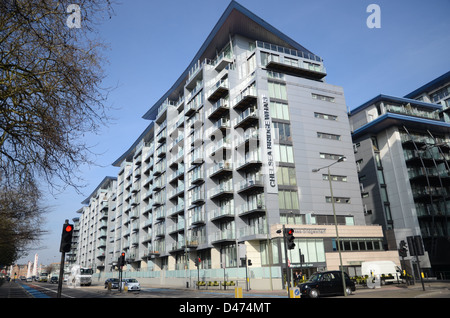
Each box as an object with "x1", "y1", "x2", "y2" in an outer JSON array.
[
  {"x1": 76, "y1": 176, "x2": 117, "y2": 270},
  {"x1": 349, "y1": 71, "x2": 450, "y2": 277},
  {"x1": 73, "y1": 2, "x2": 399, "y2": 288}
]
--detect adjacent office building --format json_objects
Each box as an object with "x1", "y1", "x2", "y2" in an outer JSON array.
[
  {"x1": 73, "y1": 2, "x2": 399, "y2": 287},
  {"x1": 348, "y1": 71, "x2": 450, "y2": 277}
]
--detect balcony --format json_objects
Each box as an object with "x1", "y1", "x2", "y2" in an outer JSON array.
[
  {"x1": 208, "y1": 182, "x2": 233, "y2": 200},
  {"x1": 169, "y1": 241, "x2": 185, "y2": 252},
  {"x1": 207, "y1": 78, "x2": 229, "y2": 102},
  {"x1": 237, "y1": 175, "x2": 264, "y2": 195},
  {"x1": 167, "y1": 202, "x2": 185, "y2": 217},
  {"x1": 168, "y1": 221, "x2": 185, "y2": 234},
  {"x1": 386, "y1": 104, "x2": 441, "y2": 121},
  {"x1": 186, "y1": 59, "x2": 207, "y2": 89},
  {"x1": 190, "y1": 129, "x2": 203, "y2": 147},
  {"x1": 236, "y1": 201, "x2": 266, "y2": 217},
  {"x1": 155, "y1": 206, "x2": 166, "y2": 220},
  {"x1": 187, "y1": 111, "x2": 203, "y2": 128},
  {"x1": 185, "y1": 89, "x2": 203, "y2": 117},
  {"x1": 209, "y1": 117, "x2": 230, "y2": 137},
  {"x1": 156, "y1": 128, "x2": 167, "y2": 143},
  {"x1": 190, "y1": 148, "x2": 204, "y2": 165},
  {"x1": 207, "y1": 98, "x2": 229, "y2": 120},
  {"x1": 210, "y1": 230, "x2": 235, "y2": 243},
  {"x1": 238, "y1": 224, "x2": 267, "y2": 239},
  {"x1": 257, "y1": 41, "x2": 326, "y2": 80},
  {"x1": 190, "y1": 168, "x2": 204, "y2": 184},
  {"x1": 236, "y1": 151, "x2": 262, "y2": 171},
  {"x1": 186, "y1": 235, "x2": 205, "y2": 248},
  {"x1": 236, "y1": 128, "x2": 259, "y2": 148},
  {"x1": 212, "y1": 51, "x2": 233, "y2": 72},
  {"x1": 155, "y1": 226, "x2": 165, "y2": 237},
  {"x1": 265, "y1": 55, "x2": 326, "y2": 80},
  {"x1": 190, "y1": 189, "x2": 205, "y2": 205},
  {"x1": 210, "y1": 205, "x2": 234, "y2": 221},
  {"x1": 234, "y1": 106, "x2": 259, "y2": 129},
  {"x1": 233, "y1": 87, "x2": 257, "y2": 110},
  {"x1": 209, "y1": 137, "x2": 231, "y2": 157},
  {"x1": 208, "y1": 161, "x2": 233, "y2": 179},
  {"x1": 189, "y1": 206, "x2": 205, "y2": 225}
]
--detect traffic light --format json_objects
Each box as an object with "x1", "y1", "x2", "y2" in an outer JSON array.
[
  {"x1": 399, "y1": 240, "x2": 408, "y2": 257},
  {"x1": 407, "y1": 235, "x2": 424, "y2": 256},
  {"x1": 248, "y1": 259, "x2": 252, "y2": 266},
  {"x1": 118, "y1": 252, "x2": 126, "y2": 267},
  {"x1": 60, "y1": 223, "x2": 74, "y2": 253},
  {"x1": 285, "y1": 228, "x2": 295, "y2": 250},
  {"x1": 195, "y1": 257, "x2": 201, "y2": 267}
]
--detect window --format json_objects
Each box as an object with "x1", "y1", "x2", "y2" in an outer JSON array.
[
  {"x1": 279, "y1": 190, "x2": 299, "y2": 210},
  {"x1": 314, "y1": 112, "x2": 337, "y2": 120},
  {"x1": 317, "y1": 132, "x2": 341, "y2": 141},
  {"x1": 295, "y1": 239, "x2": 325, "y2": 263},
  {"x1": 312, "y1": 93, "x2": 334, "y2": 102},
  {"x1": 333, "y1": 238, "x2": 383, "y2": 251},
  {"x1": 280, "y1": 213, "x2": 303, "y2": 225},
  {"x1": 320, "y1": 153, "x2": 343, "y2": 160},
  {"x1": 267, "y1": 70, "x2": 285, "y2": 80},
  {"x1": 277, "y1": 166, "x2": 297, "y2": 186},
  {"x1": 322, "y1": 174, "x2": 347, "y2": 182},
  {"x1": 268, "y1": 81, "x2": 287, "y2": 100},
  {"x1": 272, "y1": 122, "x2": 292, "y2": 142},
  {"x1": 325, "y1": 197, "x2": 351, "y2": 204},
  {"x1": 247, "y1": 53, "x2": 256, "y2": 74},
  {"x1": 269, "y1": 101, "x2": 290, "y2": 120},
  {"x1": 274, "y1": 144, "x2": 294, "y2": 163}
]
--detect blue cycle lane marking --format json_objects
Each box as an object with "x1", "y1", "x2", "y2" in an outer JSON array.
[{"x1": 20, "y1": 283, "x2": 52, "y2": 298}]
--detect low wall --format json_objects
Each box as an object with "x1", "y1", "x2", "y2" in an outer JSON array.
[{"x1": 93, "y1": 266, "x2": 284, "y2": 290}]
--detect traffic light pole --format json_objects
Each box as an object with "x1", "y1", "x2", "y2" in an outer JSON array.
[
  {"x1": 57, "y1": 251, "x2": 65, "y2": 298},
  {"x1": 282, "y1": 225, "x2": 290, "y2": 297},
  {"x1": 57, "y1": 220, "x2": 73, "y2": 298}
]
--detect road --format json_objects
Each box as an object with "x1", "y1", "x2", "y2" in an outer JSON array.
[{"x1": 1, "y1": 279, "x2": 449, "y2": 299}]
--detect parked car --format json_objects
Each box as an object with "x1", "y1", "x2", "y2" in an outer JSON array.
[
  {"x1": 49, "y1": 276, "x2": 58, "y2": 284},
  {"x1": 123, "y1": 278, "x2": 140, "y2": 291},
  {"x1": 104, "y1": 278, "x2": 120, "y2": 289},
  {"x1": 299, "y1": 271, "x2": 355, "y2": 298}
]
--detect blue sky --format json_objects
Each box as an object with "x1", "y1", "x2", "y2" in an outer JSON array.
[{"x1": 22, "y1": 0, "x2": 450, "y2": 265}]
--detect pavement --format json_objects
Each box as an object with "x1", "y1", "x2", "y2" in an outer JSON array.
[
  {"x1": 89, "y1": 279, "x2": 450, "y2": 298},
  {"x1": 0, "y1": 280, "x2": 33, "y2": 298}
]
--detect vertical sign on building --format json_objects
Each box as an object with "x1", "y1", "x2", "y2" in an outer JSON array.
[{"x1": 261, "y1": 95, "x2": 278, "y2": 194}]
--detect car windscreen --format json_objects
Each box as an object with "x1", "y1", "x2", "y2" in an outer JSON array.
[{"x1": 306, "y1": 273, "x2": 321, "y2": 282}]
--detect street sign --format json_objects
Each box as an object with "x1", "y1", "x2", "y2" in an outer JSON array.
[{"x1": 290, "y1": 287, "x2": 301, "y2": 298}]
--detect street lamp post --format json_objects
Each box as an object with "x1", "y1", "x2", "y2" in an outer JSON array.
[{"x1": 312, "y1": 156, "x2": 348, "y2": 296}]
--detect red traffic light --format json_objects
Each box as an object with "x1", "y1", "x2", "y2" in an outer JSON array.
[
  {"x1": 121, "y1": 252, "x2": 125, "y2": 257},
  {"x1": 60, "y1": 223, "x2": 74, "y2": 253},
  {"x1": 287, "y1": 229, "x2": 294, "y2": 235}
]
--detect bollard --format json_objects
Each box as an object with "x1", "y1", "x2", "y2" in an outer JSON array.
[{"x1": 234, "y1": 287, "x2": 243, "y2": 298}]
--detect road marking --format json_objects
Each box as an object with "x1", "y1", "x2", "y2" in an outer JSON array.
[{"x1": 23, "y1": 283, "x2": 75, "y2": 298}]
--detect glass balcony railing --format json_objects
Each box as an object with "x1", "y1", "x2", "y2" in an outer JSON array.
[
  {"x1": 210, "y1": 205, "x2": 234, "y2": 219},
  {"x1": 256, "y1": 40, "x2": 323, "y2": 62},
  {"x1": 386, "y1": 104, "x2": 440, "y2": 121},
  {"x1": 210, "y1": 229, "x2": 235, "y2": 242}
]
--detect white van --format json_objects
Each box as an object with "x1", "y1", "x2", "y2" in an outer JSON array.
[{"x1": 361, "y1": 261, "x2": 402, "y2": 284}]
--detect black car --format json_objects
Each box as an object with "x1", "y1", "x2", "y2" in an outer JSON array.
[
  {"x1": 104, "y1": 278, "x2": 120, "y2": 289},
  {"x1": 49, "y1": 276, "x2": 58, "y2": 284},
  {"x1": 299, "y1": 271, "x2": 355, "y2": 298}
]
